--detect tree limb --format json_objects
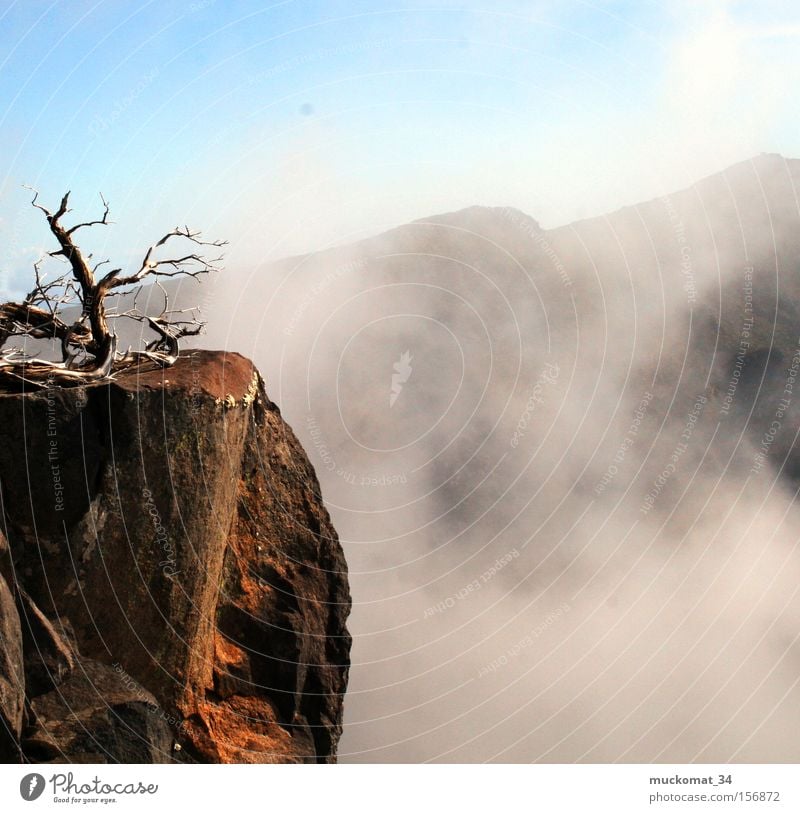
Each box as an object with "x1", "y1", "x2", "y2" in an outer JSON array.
[{"x1": 0, "y1": 189, "x2": 224, "y2": 387}]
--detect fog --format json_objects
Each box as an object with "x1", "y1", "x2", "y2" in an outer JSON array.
[
  {"x1": 2, "y1": 0, "x2": 800, "y2": 769},
  {"x1": 181, "y1": 153, "x2": 800, "y2": 761}
]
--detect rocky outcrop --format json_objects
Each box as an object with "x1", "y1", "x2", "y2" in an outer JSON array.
[
  {"x1": 0, "y1": 350, "x2": 350, "y2": 763},
  {"x1": 23, "y1": 659, "x2": 174, "y2": 764},
  {"x1": 0, "y1": 563, "x2": 23, "y2": 762}
]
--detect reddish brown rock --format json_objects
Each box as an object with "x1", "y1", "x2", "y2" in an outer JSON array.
[
  {"x1": 0, "y1": 351, "x2": 350, "y2": 763},
  {"x1": 0, "y1": 571, "x2": 24, "y2": 762},
  {"x1": 24, "y1": 659, "x2": 174, "y2": 764},
  {"x1": 183, "y1": 393, "x2": 351, "y2": 762},
  {"x1": 15, "y1": 588, "x2": 76, "y2": 698}
]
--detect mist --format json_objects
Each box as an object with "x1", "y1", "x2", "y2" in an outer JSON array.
[
  {"x1": 180, "y1": 153, "x2": 800, "y2": 762},
  {"x1": 3, "y1": 0, "x2": 800, "y2": 766}
]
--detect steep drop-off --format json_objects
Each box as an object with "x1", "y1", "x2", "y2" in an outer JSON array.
[
  {"x1": 207, "y1": 154, "x2": 800, "y2": 761},
  {"x1": 0, "y1": 350, "x2": 351, "y2": 763}
]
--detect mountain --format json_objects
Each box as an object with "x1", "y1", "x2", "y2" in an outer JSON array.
[
  {"x1": 9, "y1": 154, "x2": 797, "y2": 763},
  {"x1": 197, "y1": 153, "x2": 800, "y2": 762}
]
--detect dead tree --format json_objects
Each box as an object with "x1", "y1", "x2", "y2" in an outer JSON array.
[{"x1": 0, "y1": 190, "x2": 225, "y2": 387}]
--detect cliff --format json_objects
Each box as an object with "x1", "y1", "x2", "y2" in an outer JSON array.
[{"x1": 0, "y1": 350, "x2": 351, "y2": 763}]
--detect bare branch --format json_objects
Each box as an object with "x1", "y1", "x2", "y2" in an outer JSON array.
[
  {"x1": 0, "y1": 189, "x2": 224, "y2": 386},
  {"x1": 67, "y1": 193, "x2": 111, "y2": 235},
  {"x1": 0, "y1": 301, "x2": 92, "y2": 350},
  {"x1": 24, "y1": 187, "x2": 71, "y2": 223},
  {"x1": 99, "y1": 227, "x2": 226, "y2": 291},
  {"x1": 24, "y1": 186, "x2": 53, "y2": 219}
]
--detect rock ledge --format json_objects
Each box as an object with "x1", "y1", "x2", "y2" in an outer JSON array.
[{"x1": 0, "y1": 350, "x2": 351, "y2": 763}]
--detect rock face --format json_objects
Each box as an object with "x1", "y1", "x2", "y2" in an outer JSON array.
[
  {"x1": 0, "y1": 350, "x2": 351, "y2": 763},
  {"x1": 0, "y1": 566, "x2": 23, "y2": 762}
]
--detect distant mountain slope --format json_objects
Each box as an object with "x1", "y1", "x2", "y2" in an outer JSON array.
[{"x1": 205, "y1": 154, "x2": 800, "y2": 762}]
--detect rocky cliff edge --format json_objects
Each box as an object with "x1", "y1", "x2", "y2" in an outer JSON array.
[{"x1": 0, "y1": 350, "x2": 351, "y2": 763}]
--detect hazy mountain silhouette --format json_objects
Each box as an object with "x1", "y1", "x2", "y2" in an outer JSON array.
[{"x1": 197, "y1": 153, "x2": 800, "y2": 762}]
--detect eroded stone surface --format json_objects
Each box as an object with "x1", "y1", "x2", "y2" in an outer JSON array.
[
  {"x1": 25, "y1": 659, "x2": 173, "y2": 764},
  {"x1": 0, "y1": 351, "x2": 350, "y2": 763},
  {"x1": 0, "y1": 571, "x2": 23, "y2": 762}
]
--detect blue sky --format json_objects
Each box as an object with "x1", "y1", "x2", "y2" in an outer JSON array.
[{"x1": 0, "y1": 0, "x2": 798, "y2": 296}]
